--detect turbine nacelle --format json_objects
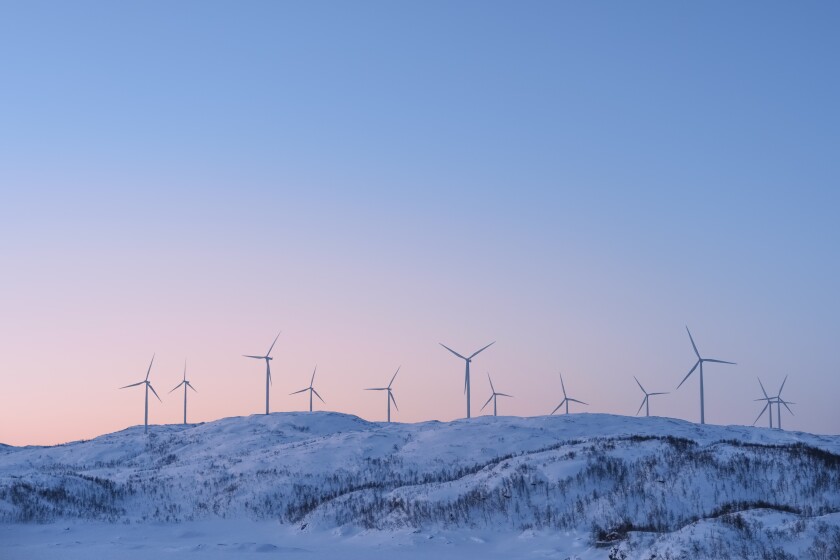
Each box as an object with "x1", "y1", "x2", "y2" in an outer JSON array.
[{"x1": 119, "y1": 378, "x2": 163, "y2": 401}]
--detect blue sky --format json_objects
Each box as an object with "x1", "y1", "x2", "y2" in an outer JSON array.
[{"x1": 0, "y1": 2, "x2": 838, "y2": 443}]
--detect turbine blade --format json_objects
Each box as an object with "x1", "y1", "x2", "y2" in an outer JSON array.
[
  {"x1": 480, "y1": 394, "x2": 494, "y2": 411},
  {"x1": 677, "y1": 360, "x2": 700, "y2": 389},
  {"x1": 782, "y1": 401, "x2": 794, "y2": 415},
  {"x1": 119, "y1": 381, "x2": 145, "y2": 389},
  {"x1": 169, "y1": 381, "x2": 185, "y2": 393},
  {"x1": 389, "y1": 391, "x2": 398, "y2": 411},
  {"x1": 310, "y1": 366, "x2": 317, "y2": 387},
  {"x1": 388, "y1": 366, "x2": 400, "y2": 388},
  {"x1": 243, "y1": 355, "x2": 265, "y2": 359},
  {"x1": 636, "y1": 398, "x2": 646, "y2": 416},
  {"x1": 703, "y1": 359, "x2": 736, "y2": 365},
  {"x1": 266, "y1": 331, "x2": 281, "y2": 357},
  {"x1": 366, "y1": 387, "x2": 387, "y2": 391},
  {"x1": 487, "y1": 372, "x2": 495, "y2": 393},
  {"x1": 148, "y1": 383, "x2": 162, "y2": 402},
  {"x1": 559, "y1": 372, "x2": 567, "y2": 398},
  {"x1": 550, "y1": 403, "x2": 563, "y2": 415},
  {"x1": 439, "y1": 343, "x2": 467, "y2": 360},
  {"x1": 757, "y1": 377, "x2": 769, "y2": 399},
  {"x1": 634, "y1": 376, "x2": 645, "y2": 394},
  {"x1": 146, "y1": 354, "x2": 155, "y2": 381},
  {"x1": 470, "y1": 340, "x2": 496, "y2": 360},
  {"x1": 568, "y1": 398, "x2": 587, "y2": 405},
  {"x1": 777, "y1": 375, "x2": 788, "y2": 396},
  {"x1": 685, "y1": 326, "x2": 700, "y2": 359},
  {"x1": 649, "y1": 392, "x2": 669, "y2": 396},
  {"x1": 290, "y1": 388, "x2": 309, "y2": 395},
  {"x1": 312, "y1": 389, "x2": 325, "y2": 404},
  {"x1": 469, "y1": 341, "x2": 495, "y2": 359},
  {"x1": 753, "y1": 403, "x2": 769, "y2": 425},
  {"x1": 496, "y1": 393, "x2": 513, "y2": 398},
  {"x1": 183, "y1": 359, "x2": 187, "y2": 381},
  {"x1": 188, "y1": 382, "x2": 197, "y2": 393}
]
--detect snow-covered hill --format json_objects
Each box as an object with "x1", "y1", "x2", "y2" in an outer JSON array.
[{"x1": 2, "y1": 413, "x2": 839, "y2": 559}]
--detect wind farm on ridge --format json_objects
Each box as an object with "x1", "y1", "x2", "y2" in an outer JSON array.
[{"x1": 118, "y1": 326, "x2": 798, "y2": 433}]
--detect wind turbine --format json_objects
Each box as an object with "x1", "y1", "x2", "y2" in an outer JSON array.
[
  {"x1": 676, "y1": 326, "x2": 736, "y2": 424},
  {"x1": 365, "y1": 366, "x2": 400, "y2": 422},
  {"x1": 243, "y1": 331, "x2": 281, "y2": 415},
  {"x1": 480, "y1": 373, "x2": 512, "y2": 417},
  {"x1": 774, "y1": 376, "x2": 795, "y2": 430},
  {"x1": 119, "y1": 354, "x2": 161, "y2": 434},
  {"x1": 169, "y1": 359, "x2": 197, "y2": 425},
  {"x1": 634, "y1": 376, "x2": 668, "y2": 417},
  {"x1": 439, "y1": 341, "x2": 495, "y2": 419},
  {"x1": 550, "y1": 373, "x2": 587, "y2": 415},
  {"x1": 753, "y1": 377, "x2": 774, "y2": 429},
  {"x1": 290, "y1": 366, "x2": 324, "y2": 412}
]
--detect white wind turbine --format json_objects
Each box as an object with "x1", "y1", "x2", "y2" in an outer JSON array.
[
  {"x1": 753, "y1": 377, "x2": 774, "y2": 429},
  {"x1": 634, "y1": 376, "x2": 668, "y2": 417},
  {"x1": 169, "y1": 359, "x2": 197, "y2": 425},
  {"x1": 440, "y1": 341, "x2": 495, "y2": 419},
  {"x1": 774, "y1": 376, "x2": 795, "y2": 430},
  {"x1": 290, "y1": 366, "x2": 324, "y2": 412},
  {"x1": 676, "y1": 326, "x2": 736, "y2": 424},
  {"x1": 480, "y1": 373, "x2": 512, "y2": 417},
  {"x1": 551, "y1": 373, "x2": 587, "y2": 415},
  {"x1": 243, "y1": 331, "x2": 281, "y2": 415},
  {"x1": 365, "y1": 366, "x2": 400, "y2": 423},
  {"x1": 119, "y1": 354, "x2": 162, "y2": 434}
]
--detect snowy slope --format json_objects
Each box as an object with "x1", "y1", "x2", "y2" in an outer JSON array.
[{"x1": 1, "y1": 412, "x2": 839, "y2": 559}]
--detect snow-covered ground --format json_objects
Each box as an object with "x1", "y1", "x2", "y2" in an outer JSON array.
[
  {"x1": 0, "y1": 521, "x2": 604, "y2": 560},
  {"x1": 2, "y1": 412, "x2": 839, "y2": 559}
]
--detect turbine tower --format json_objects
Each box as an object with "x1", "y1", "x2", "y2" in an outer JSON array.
[
  {"x1": 551, "y1": 372, "x2": 587, "y2": 415},
  {"x1": 169, "y1": 359, "x2": 198, "y2": 425},
  {"x1": 119, "y1": 354, "x2": 162, "y2": 434},
  {"x1": 676, "y1": 326, "x2": 736, "y2": 424},
  {"x1": 243, "y1": 331, "x2": 281, "y2": 415},
  {"x1": 440, "y1": 341, "x2": 495, "y2": 419},
  {"x1": 634, "y1": 376, "x2": 668, "y2": 417},
  {"x1": 480, "y1": 373, "x2": 512, "y2": 417},
  {"x1": 290, "y1": 366, "x2": 324, "y2": 412},
  {"x1": 753, "y1": 377, "x2": 774, "y2": 429},
  {"x1": 365, "y1": 366, "x2": 400, "y2": 422}
]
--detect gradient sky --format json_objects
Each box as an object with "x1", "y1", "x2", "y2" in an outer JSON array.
[{"x1": 1, "y1": 2, "x2": 838, "y2": 446}]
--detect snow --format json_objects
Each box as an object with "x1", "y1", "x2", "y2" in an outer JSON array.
[
  {"x1": 0, "y1": 521, "x2": 603, "y2": 560},
  {"x1": 2, "y1": 412, "x2": 839, "y2": 559}
]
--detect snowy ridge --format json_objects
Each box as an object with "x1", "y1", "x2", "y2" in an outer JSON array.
[{"x1": 2, "y1": 413, "x2": 840, "y2": 558}]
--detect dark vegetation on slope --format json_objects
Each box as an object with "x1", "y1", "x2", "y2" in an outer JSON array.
[{"x1": 2, "y1": 430, "x2": 838, "y2": 543}]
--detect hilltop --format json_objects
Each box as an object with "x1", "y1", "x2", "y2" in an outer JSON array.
[{"x1": 2, "y1": 412, "x2": 839, "y2": 559}]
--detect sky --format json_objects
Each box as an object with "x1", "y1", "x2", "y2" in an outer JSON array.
[{"x1": 1, "y1": 1, "x2": 838, "y2": 446}]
